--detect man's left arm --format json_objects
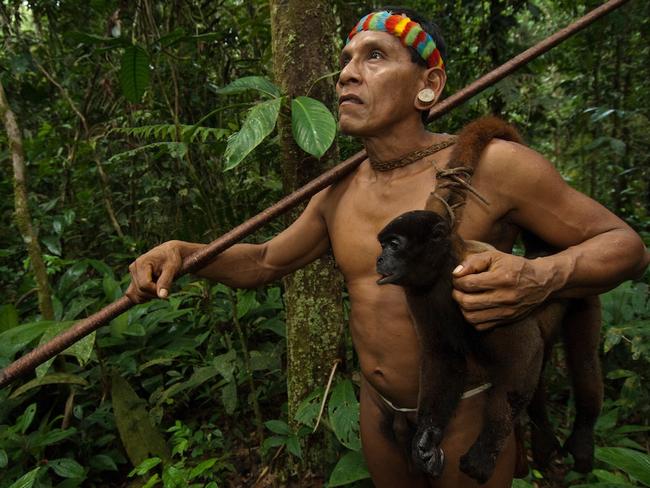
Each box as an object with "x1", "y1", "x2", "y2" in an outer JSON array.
[{"x1": 452, "y1": 140, "x2": 650, "y2": 330}]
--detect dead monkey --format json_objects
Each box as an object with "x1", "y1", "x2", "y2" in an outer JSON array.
[{"x1": 375, "y1": 118, "x2": 603, "y2": 482}]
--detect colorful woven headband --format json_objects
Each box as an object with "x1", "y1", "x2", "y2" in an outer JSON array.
[{"x1": 346, "y1": 11, "x2": 444, "y2": 70}]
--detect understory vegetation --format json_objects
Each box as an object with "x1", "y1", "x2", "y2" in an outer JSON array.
[{"x1": 1, "y1": 0, "x2": 649, "y2": 487}]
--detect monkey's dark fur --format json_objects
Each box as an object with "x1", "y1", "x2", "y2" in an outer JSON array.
[{"x1": 375, "y1": 117, "x2": 603, "y2": 483}]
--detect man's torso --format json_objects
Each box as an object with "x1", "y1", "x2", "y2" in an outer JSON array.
[{"x1": 319, "y1": 141, "x2": 520, "y2": 407}]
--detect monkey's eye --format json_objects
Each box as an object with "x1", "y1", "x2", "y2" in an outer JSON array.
[{"x1": 388, "y1": 238, "x2": 401, "y2": 250}]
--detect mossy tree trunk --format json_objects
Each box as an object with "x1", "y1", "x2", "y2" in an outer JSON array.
[
  {"x1": 270, "y1": 0, "x2": 344, "y2": 478},
  {"x1": 0, "y1": 79, "x2": 54, "y2": 320}
]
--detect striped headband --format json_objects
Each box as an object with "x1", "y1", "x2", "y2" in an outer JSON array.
[{"x1": 346, "y1": 11, "x2": 444, "y2": 70}]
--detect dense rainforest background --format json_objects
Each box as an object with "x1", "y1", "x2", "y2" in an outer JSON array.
[{"x1": 1, "y1": 0, "x2": 649, "y2": 486}]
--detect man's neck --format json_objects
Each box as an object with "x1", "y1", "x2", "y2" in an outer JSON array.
[{"x1": 362, "y1": 119, "x2": 440, "y2": 168}]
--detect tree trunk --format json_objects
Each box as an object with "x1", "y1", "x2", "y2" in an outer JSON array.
[
  {"x1": 270, "y1": 0, "x2": 344, "y2": 478},
  {"x1": 0, "y1": 79, "x2": 55, "y2": 320}
]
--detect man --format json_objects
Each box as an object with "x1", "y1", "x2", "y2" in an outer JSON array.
[{"x1": 127, "y1": 7, "x2": 649, "y2": 487}]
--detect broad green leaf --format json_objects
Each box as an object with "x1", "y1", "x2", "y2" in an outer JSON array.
[
  {"x1": 41, "y1": 235, "x2": 62, "y2": 256},
  {"x1": 120, "y1": 45, "x2": 150, "y2": 103},
  {"x1": 291, "y1": 96, "x2": 336, "y2": 158},
  {"x1": 211, "y1": 76, "x2": 280, "y2": 98},
  {"x1": 156, "y1": 365, "x2": 222, "y2": 405},
  {"x1": 596, "y1": 447, "x2": 650, "y2": 486},
  {"x1": 0, "y1": 304, "x2": 19, "y2": 333},
  {"x1": 294, "y1": 389, "x2": 322, "y2": 428},
  {"x1": 224, "y1": 97, "x2": 281, "y2": 170},
  {"x1": 162, "y1": 464, "x2": 186, "y2": 487},
  {"x1": 328, "y1": 450, "x2": 371, "y2": 487},
  {"x1": 112, "y1": 374, "x2": 170, "y2": 467},
  {"x1": 328, "y1": 379, "x2": 361, "y2": 451},
  {"x1": 7, "y1": 467, "x2": 41, "y2": 488},
  {"x1": 10, "y1": 373, "x2": 88, "y2": 398},
  {"x1": 0, "y1": 320, "x2": 55, "y2": 359},
  {"x1": 511, "y1": 480, "x2": 534, "y2": 488},
  {"x1": 0, "y1": 448, "x2": 8, "y2": 468},
  {"x1": 34, "y1": 321, "x2": 92, "y2": 377},
  {"x1": 50, "y1": 458, "x2": 85, "y2": 478},
  {"x1": 265, "y1": 420, "x2": 291, "y2": 436},
  {"x1": 261, "y1": 435, "x2": 286, "y2": 456}
]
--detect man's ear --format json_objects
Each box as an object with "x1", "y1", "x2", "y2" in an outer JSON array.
[{"x1": 414, "y1": 67, "x2": 447, "y2": 112}]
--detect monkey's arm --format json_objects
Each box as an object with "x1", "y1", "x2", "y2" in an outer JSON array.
[
  {"x1": 126, "y1": 190, "x2": 330, "y2": 302},
  {"x1": 452, "y1": 140, "x2": 649, "y2": 328}
]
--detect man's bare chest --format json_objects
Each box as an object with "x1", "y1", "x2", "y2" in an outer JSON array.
[{"x1": 323, "y1": 165, "x2": 516, "y2": 280}]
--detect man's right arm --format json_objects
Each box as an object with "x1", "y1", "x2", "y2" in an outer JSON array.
[{"x1": 126, "y1": 190, "x2": 331, "y2": 303}]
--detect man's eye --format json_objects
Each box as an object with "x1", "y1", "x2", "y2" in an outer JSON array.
[{"x1": 369, "y1": 50, "x2": 383, "y2": 60}]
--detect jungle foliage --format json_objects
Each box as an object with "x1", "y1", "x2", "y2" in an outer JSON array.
[{"x1": 0, "y1": 0, "x2": 649, "y2": 487}]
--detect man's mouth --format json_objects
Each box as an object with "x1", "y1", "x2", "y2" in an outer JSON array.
[{"x1": 339, "y1": 94, "x2": 363, "y2": 106}]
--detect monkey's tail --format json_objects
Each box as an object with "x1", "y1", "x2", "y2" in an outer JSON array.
[{"x1": 426, "y1": 116, "x2": 523, "y2": 227}]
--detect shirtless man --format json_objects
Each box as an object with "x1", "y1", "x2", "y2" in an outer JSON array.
[{"x1": 127, "y1": 8, "x2": 649, "y2": 487}]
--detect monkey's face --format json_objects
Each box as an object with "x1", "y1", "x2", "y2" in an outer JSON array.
[{"x1": 376, "y1": 211, "x2": 451, "y2": 287}]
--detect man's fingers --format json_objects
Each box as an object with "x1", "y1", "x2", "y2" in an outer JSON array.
[
  {"x1": 156, "y1": 265, "x2": 177, "y2": 299},
  {"x1": 452, "y1": 252, "x2": 494, "y2": 277}
]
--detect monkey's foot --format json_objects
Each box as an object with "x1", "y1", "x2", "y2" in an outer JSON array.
[
  {"x1": 412, "y1": 426, "x2": 445, "y2": 477},
  {"x1": 531, "y1": 423, "x2": 561, "y2": 468},
  {"x1": 459, "y1": 445, "x2": 497, "y2": 485},
  {"x1": 564, "y1": 427, "x2": 595, "y2": 473}
]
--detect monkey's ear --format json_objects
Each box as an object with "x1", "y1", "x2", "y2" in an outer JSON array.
[{"x1": 430, "y1": 221, "x2": 449, "y2": 241}]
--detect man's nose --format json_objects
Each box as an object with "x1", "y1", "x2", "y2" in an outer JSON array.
[{"x1": 337, "y1": 59, "x2": 360, "y2": 87}]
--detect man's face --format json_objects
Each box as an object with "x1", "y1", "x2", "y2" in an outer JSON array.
[{"x1": 336, "y1": 30, "x2": 425, "y2": 137}]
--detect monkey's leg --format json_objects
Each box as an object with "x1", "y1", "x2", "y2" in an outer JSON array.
[
  {"x1": 414, "y1": 348, "x2": 467, "y2": 477},
  {"x1": 460, "y1": 328, "x2": 544, "y2": 484},
  {"x1": 562, "y1": 296, "x2": 603, "y2": 473},
  {"x1": 528, "y1": 354, "x2": 562, "y2": 468}
]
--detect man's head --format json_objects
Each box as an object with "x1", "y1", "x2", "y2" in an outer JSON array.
[{"x1": 336, "y1": 7, "x2": 447, "y2": 136}]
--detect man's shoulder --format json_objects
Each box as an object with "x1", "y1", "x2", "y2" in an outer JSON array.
[{"x1": 476, "y1": 137, "x2": 559, "y2": 189}]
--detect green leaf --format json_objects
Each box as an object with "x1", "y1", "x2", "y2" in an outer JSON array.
[
  {"x1": 265, "y1": 420, "x2": 291, "y2": 436},
  {"x1": 221, "y1": 378, "x2": 238, "y2": 415},
  {"x1": 291, "y1": 96, "x2": 336, "y2": 158},
  {"x1": 261, "y1": 436, "x2": 286, "y2": 455},
  {"x1": 10, "y1": 373, "x2": 88, "y2": 398},
  {"x1": 16, "y1": 403, "x2": 37, "y2": 433},
  {"x1": 31, "y1": 427, "x2": 77, "y2": 448},
  {"x1": 328, "y1": 450, "x2": 371, "y2": 487},
  {"x1": 189, "y1": 458, "x2": 217, "y2": 479},
  {"x1": 120, "y1": 45, "x2": 151, "y2": 103},
  {"x1": 596, "y1": 447, "x2": 650, "y2": 486},
  {"x1": 129, "y1": 457, "x2": 162, "y2": 476},
  {"x1": 0, "y1": 320, "x2": 54, "y2": 359},
  {"x1": 41, "y1": 235, "x2": 62, "y2": 256},
  {"x1": 0, "y1": 304, "x2": 19, "y2": 333},
  {"x1": 224, "y1": 97, "x2": 281, "y2": 170},
  {"x1": 34, "y1": 321, "x2": 93, "y2": 377},
  {"x1": 211, "y1": 76, "x2": 280, "y2": 98},
  {"x1": 50, "y1": 458, "x2": 85, "y2": 478},
  {"x1": 0, "y1": 448, "x2": 8, "y2": 468},
  {"x1": 112, "y1": 374, "x2": 170, "y2": 467},
  {"x1": 286, "y1": 435, "x2": 302, "y2": 459},
  {"x1": 328, "y1": 380, "x2": 361, "y2": 451},
  {"x1": 89, "y1": 454, "x2": 118, "y2": 472},
  {"x1": 7, "y1": 467, "x2": 41, "y2": 488}
]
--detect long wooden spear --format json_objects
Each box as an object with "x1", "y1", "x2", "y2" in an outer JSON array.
[{"x1": 0, "y1": 0, "x2": 631, "y2": 388}]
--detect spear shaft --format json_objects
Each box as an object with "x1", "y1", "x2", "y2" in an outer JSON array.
[{"x1": 0, "y1": 0, "x2": 631, "y2": 388}]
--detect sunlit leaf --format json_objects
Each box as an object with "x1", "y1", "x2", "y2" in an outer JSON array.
[
  {"x1": 596, "y1": 447, "x2": 650, "y2": 486},
  {"x1": 7, "y1": 467, "x2": 41, "y2": 488},
  {"x1": 224, "y1": 97, "x2": 281, "y2": 170},
  {"x1": 291, "y1": 96, "x2": 336, "y2": 158},
  {"x1": 328, "y1": 380, "x2": 361, "y2": 451},
  {"x1": 50, "y1": 458, "x2": 85, "y2": 478}
]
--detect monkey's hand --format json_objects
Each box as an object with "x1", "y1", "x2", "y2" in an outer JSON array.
[
  {"x1": 126, "y1": 240, "x2": 184, "y2": 303},
  {"x1": 451, "y1": 250, "x2": 564, "y2": 330},
  {"x1": 413, "y1": 424, "x2": 445, "y2": 477}
]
